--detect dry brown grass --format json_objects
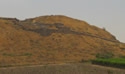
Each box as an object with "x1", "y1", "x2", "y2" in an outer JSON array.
[{"x1": 0, "y1": 15, "x2": 125, "y2": 66}]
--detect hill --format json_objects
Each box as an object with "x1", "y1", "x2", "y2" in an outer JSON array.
[{"x1": 0, "y1": 15, "x2": 125, "y2": 66}]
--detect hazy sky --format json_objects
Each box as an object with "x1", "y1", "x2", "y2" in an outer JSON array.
[{"x1": 0, "y1": 0, "x2": 125, "y2": 42}]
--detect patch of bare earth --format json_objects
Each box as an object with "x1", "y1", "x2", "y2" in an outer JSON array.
[{"x1": 0, "y1": 63, "x2": 124, "y2": 74}]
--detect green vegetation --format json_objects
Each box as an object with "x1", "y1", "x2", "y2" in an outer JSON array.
[
  {"x1": 91, "y1": 58, "x2": 125, "y2": 68},
  {"x1": 3, "y1": 53, "x2": 32, "y2": 56},
  {"x1": 120, "y1": 48, "x2": 125, "y2": 50},
  {"x1": 23, "y1": 53, "x2": 33, "y2": 56},
  {"x1": 96, "y1": 53, "x2": 114, "y2": 59},
  {"x1": 119, "y1": 55, "x2": 125, "y2": 58}
]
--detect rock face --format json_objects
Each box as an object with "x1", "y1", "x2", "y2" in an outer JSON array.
[{"x1": 0, "y1": 15, "x2": 125, "y2": 65}]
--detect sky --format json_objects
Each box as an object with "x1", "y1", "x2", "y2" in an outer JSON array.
[{"x1": 0, "y1": 0, "x2": 125, "y2": 42}]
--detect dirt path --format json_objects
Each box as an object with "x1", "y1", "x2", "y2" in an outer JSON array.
[{"x1": 0, "y1": 63, "x2": 124, "y2": 74}]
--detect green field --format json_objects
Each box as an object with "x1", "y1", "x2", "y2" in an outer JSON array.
[{"x1": 91, "y1": 58, "x2": 125, "y2": 68}]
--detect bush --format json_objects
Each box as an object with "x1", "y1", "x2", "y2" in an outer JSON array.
[
  {"x1": 96, "y1": 53, "x2": 114, "y2": 59},
  {"x1": 2, "y1": 53, "x2": 32, "y2": 56},
  {"x1": 119, "y1": 55, "x2": 125, "y2": 58},
  {"x1": 91, "y1": 58, "x2": 125, "y2": 69}
]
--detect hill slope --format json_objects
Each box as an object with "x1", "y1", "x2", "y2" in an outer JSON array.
[{"x1": 0, "y1": 15, "x2": 125, "y2": 65}]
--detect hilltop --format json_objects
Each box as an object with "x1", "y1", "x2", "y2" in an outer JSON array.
[{"x1": 0, "y1": 15, "x2": 125, "y2": 66}]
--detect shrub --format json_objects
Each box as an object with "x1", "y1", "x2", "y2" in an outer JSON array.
[
  {"x1": 2, "y1": 53, "x2": 32, "y2": 56},
  {"x1": 96, "y1": 53, "x2": 114, "y2": 59},
  {"x1": 23, "y1": 53, "x2": 32, "y2": 56},
  {"x1": 91, "y1": 58, "x2": 125, "y2": 69}
]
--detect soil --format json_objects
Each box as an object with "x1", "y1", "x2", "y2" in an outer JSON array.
[{"x1": 0, "y1": 63, "x2": 124, "y2": 74}]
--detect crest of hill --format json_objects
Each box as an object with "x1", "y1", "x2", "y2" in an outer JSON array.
[{"x1": 23, "y1": 15, "x2": 117, "y2": 41}]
